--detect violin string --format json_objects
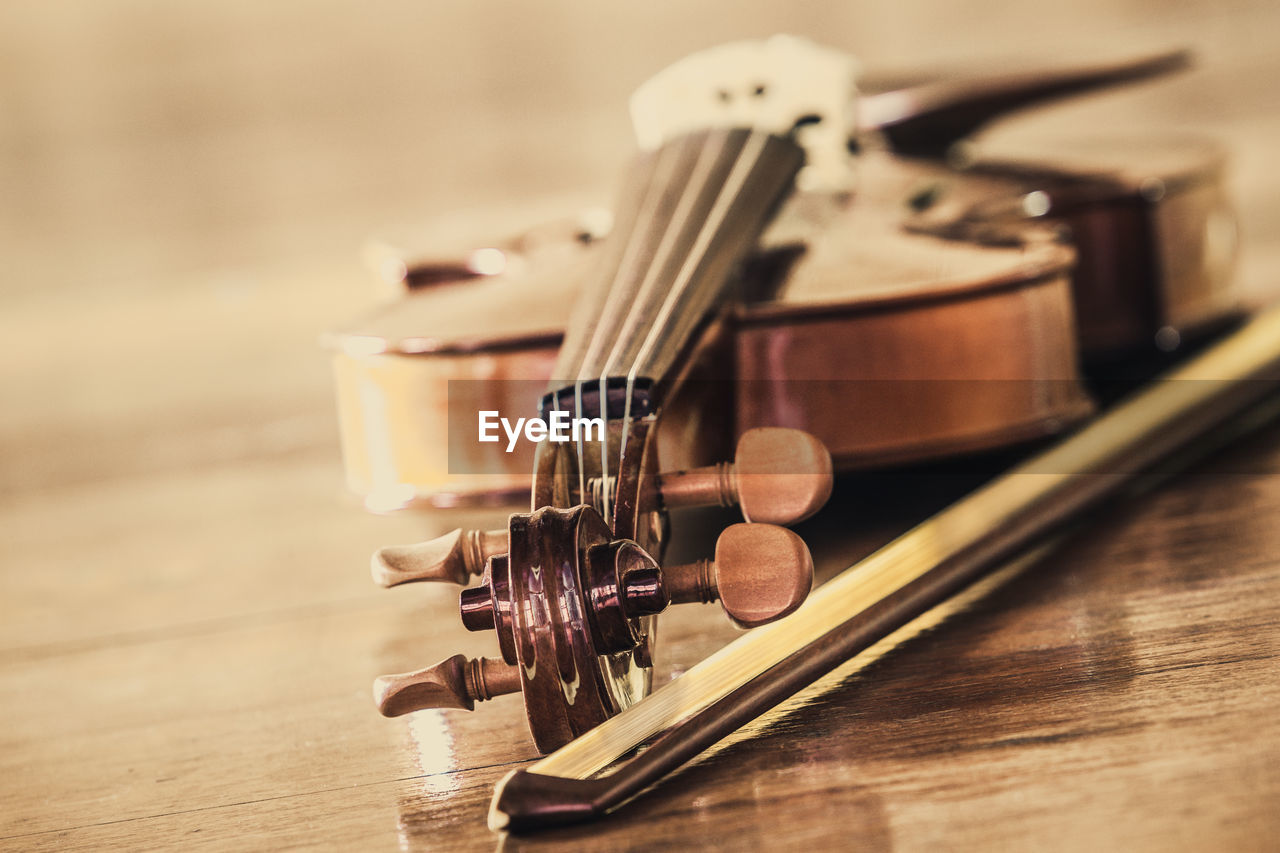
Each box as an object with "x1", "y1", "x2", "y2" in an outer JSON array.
[
  {"x1": 601, "y1": 131, "x2": 728, "y2": 508},
  {"x1": 598, "y1": 375, "x2": 611, "y2": 525},
  {"x1": 573, "y1": 381, "x2": 587, "y2": 505},
  {"x1": 545, "y1": 389, "x2": 572, "y2": 506},
  {"x1": 574, "y1": 146, "x2": 681, "y2": 382},
  {"x1": 622, "y1": 130, "x2": 772, "y2": 465},
  {"x1": 573, "y1": 145, "x2": 681, "y2": 517}
]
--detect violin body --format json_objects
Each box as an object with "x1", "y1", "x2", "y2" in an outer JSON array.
[{"x1": 329, "y1": 136, "x2": 1236, "y2": 510}]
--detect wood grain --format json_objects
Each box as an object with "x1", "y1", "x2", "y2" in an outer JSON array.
[{"x1": 2, "y1": 1, "x2": 1279, "y2": 850}]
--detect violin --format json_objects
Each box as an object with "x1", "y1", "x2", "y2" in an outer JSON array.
[{"x1": 325, "y1": 38, "x2": 1241, "y2": 753}]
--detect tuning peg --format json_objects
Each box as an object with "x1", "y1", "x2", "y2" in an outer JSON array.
[
  {"x1": 373, "y1": 654, "x2": 522, "y2": 716},
  {"x1": 658, "y1": 428, "x2": 833, "y2": 525},
  {"x1": 662, "y1": 523, "x2": 813, "y2": 628},
  {"x1": 371, "y1": 528, "x2": 507, "y2": 587}
]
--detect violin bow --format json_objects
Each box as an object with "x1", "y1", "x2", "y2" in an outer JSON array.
[{"x1": 490, "y1": 303, "x2": 1280, "y2": 833}]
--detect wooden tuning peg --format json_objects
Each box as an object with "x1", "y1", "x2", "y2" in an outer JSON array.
[
  {"x1": 373, "y1": 654, "x2": 522, "y2": 716},
  {"x1": 370, "y1": 528, "x2": 507, "y2": 587},
  {"x1": 658, "y1": 427, "x2": 833, "y2": 525},
  {"x1": 663, "y1": 523, "x2": 813, "y2": 628}
]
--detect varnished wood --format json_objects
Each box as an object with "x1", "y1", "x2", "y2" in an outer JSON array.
[{"x1": 3, "y1": 2, "x2": 1280, "y2": 850}]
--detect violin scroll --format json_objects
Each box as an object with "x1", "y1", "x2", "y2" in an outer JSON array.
[
  {"x1": 371, "y1": 509, "x2": 818, "y2": 739},
  {"x1": 369, "y1": 429, "x2": 829, "y2": 747}
]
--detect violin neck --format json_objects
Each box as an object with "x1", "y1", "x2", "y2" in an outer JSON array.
[{"x1": 545, "y1": 127, "x2": 803, "y2": 417}]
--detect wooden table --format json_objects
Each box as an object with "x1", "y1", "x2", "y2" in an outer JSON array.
[
  {"x1": 4, "y1": 366, "x2": 1278, "y2": 853},
  {"x1": 2, "y1": 3, "x2": 1279, "y2": 850}
]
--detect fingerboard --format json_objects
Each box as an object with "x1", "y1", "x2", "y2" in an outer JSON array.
[{"x1": 545, "y1": 127, "x2": 804, "y2": 417}]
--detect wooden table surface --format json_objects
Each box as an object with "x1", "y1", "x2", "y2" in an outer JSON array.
[{"x1": 2, "y1": 2, "x2": 1279, "y2": 850}]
